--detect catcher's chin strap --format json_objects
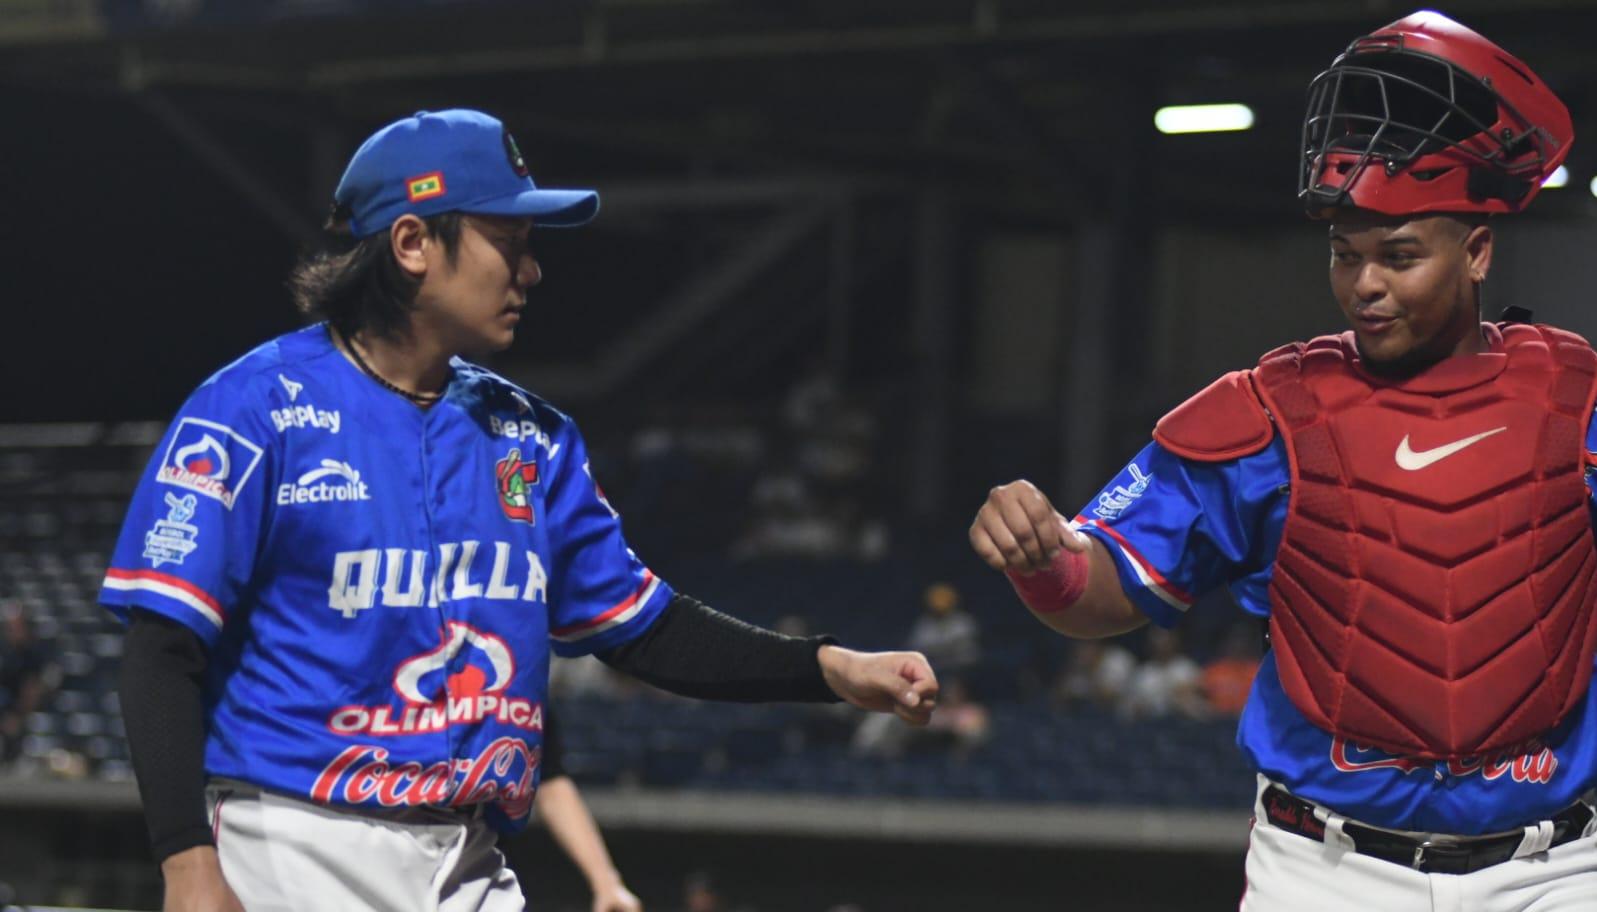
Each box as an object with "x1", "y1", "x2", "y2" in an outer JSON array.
[{"x1": 1468, "y1": 168, "x2": 1535, "y2": 207}]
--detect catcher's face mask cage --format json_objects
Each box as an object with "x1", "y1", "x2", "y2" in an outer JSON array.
[{"x1": 1298, "y1": 17, "x2": 1571, "y2": 217}]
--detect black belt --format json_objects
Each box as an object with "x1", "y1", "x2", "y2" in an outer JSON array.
[{"x1": 1261, "y1": 784, "x2": 1593, "y2": 875}]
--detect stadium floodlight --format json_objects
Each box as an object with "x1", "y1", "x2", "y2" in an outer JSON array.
[
  {"x1": 1154, "y1": 103, "x2": 1255, "y2": 134},
  {"x1": 1542, "y1": 165, "x2": 1569, "y2": 188}
]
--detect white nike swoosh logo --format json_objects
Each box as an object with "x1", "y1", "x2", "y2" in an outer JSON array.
[{"x1": 1394, "y1": 427, "x2": 1507, "y2": 471}]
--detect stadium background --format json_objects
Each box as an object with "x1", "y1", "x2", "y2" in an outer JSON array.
[{"x1": 2, "y1": 1, "x2": 1597, "y2": 909}]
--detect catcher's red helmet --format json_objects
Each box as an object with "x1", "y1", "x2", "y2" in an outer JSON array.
[{"x1": 1299, "y1": 10, "x2": 1572, "y2": 217}]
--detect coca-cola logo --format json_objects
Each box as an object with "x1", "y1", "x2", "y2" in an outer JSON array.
[
  {"x1": 1330, "y1": 736, "x2": 1558, "y2": 785},
  {"x1": 310, "y1": 737, "x2": 541, "y2": 820}
]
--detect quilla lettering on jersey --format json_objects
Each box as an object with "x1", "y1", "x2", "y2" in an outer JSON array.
[{"x1": 327, "y1": 540, "x2": 549, "y2": 617}]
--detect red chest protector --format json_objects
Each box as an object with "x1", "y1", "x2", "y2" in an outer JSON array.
[{"x1": 1156, "y1": 324, "x2": 1597, "y2": 760}]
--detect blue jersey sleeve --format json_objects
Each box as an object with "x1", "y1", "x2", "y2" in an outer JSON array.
[
  {"x1": 100, "y1": 370, "x2": 277, "y2": 647},
  {"x1": 1585, "y1": 415, "x2": 1597, "y2": 622},
  {"x1": 1586, "y1": 413, "x2": 1597, "y2": 519},
  {"x1": 542, "y1": 419, "x2": 672, "y2": 657},
  {"x1": 1074, "y1": 439, "x2": 1289, "y2": 627}
]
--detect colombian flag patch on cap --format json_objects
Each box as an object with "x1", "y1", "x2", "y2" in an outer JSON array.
[{"x1": 406, "y1": 172, "x2": 446, "y2": 202}]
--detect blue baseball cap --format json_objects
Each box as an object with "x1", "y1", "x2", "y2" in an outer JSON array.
[{"x1": 333, "y1": 109, "x2": 599, "y2": 238}]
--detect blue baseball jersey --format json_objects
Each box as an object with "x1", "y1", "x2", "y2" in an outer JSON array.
[
  {"x1": 1077, "y1": 426, "x2": 1597, "y2": 836},
  {"x1": 100, "y1": 325, "x2": 671, "y2": 832}
]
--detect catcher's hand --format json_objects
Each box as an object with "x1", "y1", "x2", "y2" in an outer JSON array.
[{"x1": 969, "y1": 479, "x2": 1086, "y2": 574}]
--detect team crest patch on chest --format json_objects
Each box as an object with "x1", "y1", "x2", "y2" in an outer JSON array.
[{"x1": 496, "y1": 448, "x2": 539, "y2": 523}]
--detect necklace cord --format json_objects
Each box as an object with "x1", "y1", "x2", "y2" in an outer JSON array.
[{"x1": 337, "y1": 329, "x2": 445, "y2": 404}]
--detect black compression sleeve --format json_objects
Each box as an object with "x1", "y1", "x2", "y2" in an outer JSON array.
[
  {"x1": 120, "y1": 610, "x2": 213, "y2": 863},
  {"x1": 596, "y1": 594, "x2": 842, "y2": 703},
  {"x1": 541, "y1": 704, "x2": 566, "y2": 780}
]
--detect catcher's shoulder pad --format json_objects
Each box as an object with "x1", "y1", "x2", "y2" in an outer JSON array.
[
  {"x1": 1505, "y1": 322, "x2": 1597, "y2": 367},
  {"x1": 1153, "y1": 370, "x2": 1275, "y2": 462}
]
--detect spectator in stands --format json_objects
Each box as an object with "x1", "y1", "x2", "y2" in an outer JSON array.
[
  {"x1": 0, "y1": 600, "x2": 50, "y2": 766},
  {"x1": 731, "y1": 368, "x2": 887, "y2": 563},
  {"x1": 1121, "y1": 628, "x2": 1206, "y2": 720},
  {"x1": 1200, "y1": 624, "x2": 1262, "y2": 719},
  {"x1": 732, "y1": 457, "x2": 848, "y2": 560},
  {"x1": 850, "y1": 700, "x2": 911, "y2": 759},
  {"x1": 773, "y1": 616, "x2": 861, "y2": 748},
  {"x1": 785, "y1": 369, "x2": 875, "y2": 490},
  {"x1": 528, "y1": 707, "x2": 643, "y2": 912},
  {"x1": 681, "y1": 870, "x2": 728, "y2": 912},
  {"x1": 853, "y1": 677, "x2": 989, "y2": 759},
  {"x1": 1051, "y1": 638, "x2": 1136, "y2": 713},
  {"x1": 549, "y1": 654, "x2": 639, "y2": 702},
  {"x1": 774, "y1": 615, "x2": 809, "y2": 639},
  {"x1": 906, "y1": 583, "x2": 980, "y2": 675},
  {"x1": 916, "y1": 677, "x2": 990, "y2": 756},
  {"x1": 624, "y1": 413, "x2": 766, "y2": 560}
]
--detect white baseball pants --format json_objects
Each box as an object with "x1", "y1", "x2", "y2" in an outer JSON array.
[
  {"x1": 1241, "y1": 777, "x2": 1597, "y2": 912},
  {"x1": 206, "y1": 781, "x2": 525, "y2": 912}
]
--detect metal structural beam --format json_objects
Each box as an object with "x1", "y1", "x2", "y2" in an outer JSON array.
[
  {"x1": 1060, "y1": 226, "x2": 1116, "y2": 506},
  {"x1": 0, "y1": 774, "x2": 1250, "y2": 850},
  {"x1": 511, "y1": 200, "x2": 834, "y2": 400},
  {"x1": 909, "y1": 187, "x2": 956, "y2": 521},
  {"x1": 131, "y1": 91, "x2": 319, "y2": 246},
  {"x1": 942, "y1": 53, "x2": 1100, "y2": 216},
  {"x1": 293, "y1": 0, "x2": 1594, "y2": 84},
  {"x1": 599, "y1": 177, "x2": 877, "y2": 213},
  {"x1": 823, "y1": 199, "x2": 857, "y2": 375}
]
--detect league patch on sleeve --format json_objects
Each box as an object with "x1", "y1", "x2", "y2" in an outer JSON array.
[
  {"x1": 142, "y1": 492, "x2": 200, "y2": 567},
  {"x1": 156, "y1": 417, "x2": 265, "y2": 509},
  {"x1": 1092, "y1": 462, "x2": 1153, "y2": 521}
]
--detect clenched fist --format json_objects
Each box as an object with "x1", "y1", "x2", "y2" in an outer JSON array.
[
  {"x1": 969, "y1": 480, "x2": 1090, "y2": 574},
  {"x1": 818, "y1": 645, "x2": 939, "y2": 725}
]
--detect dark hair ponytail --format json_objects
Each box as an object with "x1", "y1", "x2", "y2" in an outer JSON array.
[{"x1": 288, "y1": 212, "x2": 463, "y2": 340}]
